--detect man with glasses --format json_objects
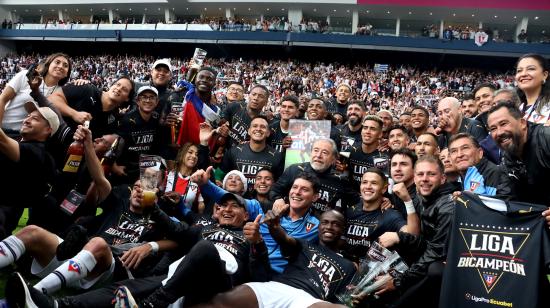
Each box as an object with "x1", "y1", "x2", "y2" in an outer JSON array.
[{"x1": 113, "y1": 86, "x2": 163, "y2": 184}]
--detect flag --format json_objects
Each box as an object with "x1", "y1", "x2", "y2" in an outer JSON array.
[
  {"x1": 374, "y1": 63, "x2": 389, "y2": 73},
  {"x1": 176, "y1": 80, "x2": 220, "y2": 145}
]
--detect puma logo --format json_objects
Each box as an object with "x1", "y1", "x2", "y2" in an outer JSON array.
[{"x1": 456, "y1": 197, "x2": 469, "y2": 208}]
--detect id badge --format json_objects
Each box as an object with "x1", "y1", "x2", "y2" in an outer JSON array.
[{"x1": 60, "y1": 189, "x2": 85, "y2": 215}]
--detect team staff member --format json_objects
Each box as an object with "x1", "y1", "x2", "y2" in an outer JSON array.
[
  {"x1": 436, "y1": 97, "x2": 487, "y2": 149},
  {"x1": 113, "y1": 86, "x2": 163, "y2": 185},
  {"x1": 448, "y1": 133, "x2": 513, "y2": 198},
  {"x1": 270, "y1": 138, "x2": 359, "y2": 215},
  {"x1": 487, "y1": 102, "x2": 550, "y2": 223},
  {"x1": 220, "y1": 115, "x2": 283, "y2": 193}
]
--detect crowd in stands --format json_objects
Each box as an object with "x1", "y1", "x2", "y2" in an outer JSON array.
[{"x1": 0, "y1": 50, "x2": 549, "y2": 308}]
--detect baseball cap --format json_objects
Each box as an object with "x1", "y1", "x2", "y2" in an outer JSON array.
[
  {"x1": 24, "y1": 101, "x2": 60, "y2": 136},
  {"x1": 136, "y1": 86, "x2": 159, "y2": 96},
  {"x1": 219, "y1": 193, "x2": 246, "y2": 210},
  {"x1": 152, "y1": 58, "x2": 172, "y2": 70}
]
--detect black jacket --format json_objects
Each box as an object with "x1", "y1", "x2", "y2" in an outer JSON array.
[
  {"x1": 501, "y1": 122, "x2": 550, "y2": 205},
  {"x1": 393, "y1": 181, "x2": 461, "y2": 290},
  {"x1": 438, "y1": 117, "x2": 487, "y2": 149},
  {"x1": 269, "y1": 162, "x2": 360, "y2": 215}
]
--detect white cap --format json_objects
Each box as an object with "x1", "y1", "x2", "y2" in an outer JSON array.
[
  {"x1": 24, "y1": 101, "x2": 60, "y2": 136},
  {"x1": 136, "y1": 86, "x2": 159, "y2": 96},
  {"x1": 223, "y1": 170, "x2": 248, "y2": 193},
  {"x1": 152, "y1": 58, "x2": 172, "y2": 70}
]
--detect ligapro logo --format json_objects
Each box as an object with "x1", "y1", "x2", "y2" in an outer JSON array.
[{"x1": 464, "y1": 293, "x2": 513, "y2": 307}]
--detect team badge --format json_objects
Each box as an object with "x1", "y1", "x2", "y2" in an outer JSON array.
[
  {"x1": 306, "y1": 222, "x2": 314, "y2": 232},
  {"x1": 469, "y1": 181, "x2": 480, "y2": 192},
  {"x1": 68, "y1": 260, "x2": 81, "y2": 274},
  {"x1": 482, "y1": 273, "x2": 497, "y2": 287}
]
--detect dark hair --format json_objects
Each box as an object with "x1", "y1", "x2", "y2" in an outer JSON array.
[
  {"x1": 308, "y1": 97, "x2": 326, "y2": 107},
  {"x1": 493, "y1": 88, "x2": 521, "y2": 107},
  {"x1": 390, "y1": 148, "x2": 418, "y2": 166},
  {"x1": 463, "y1": 93, "x2": 475, "y2": 101},
  {"x1": 295, "y1": 172, "x2": 321, "y2": 194},
  {"x1": 228, "y1": 81, "x2": 244, "y2": 88},
  {"x1": 411, "y1": 105, "x2": 430, "y2": 118},
  {"x1": 281, "y1": 95, "x2": 300, "y2": 108},
  {"x1": 487, "y1": 101, "x2": 523, "y2": 120},
  {"x1": 448, "y1": 132, "x2": 481, "y2": 149},
  {"x1": 415, "y1": 155, "x2": 445, "y2": 175},
  {"x1": 256, "y1": 167, "x2": 274, "y2": 176},
  {"x1": 39, "y1": 52, "x2": 72, "y2": 86},
  {"x1": 251, "y1": 114, "x2": 269, "y2": 125},
  {"x1": 112, "y1": 75, "x2": 136, "y2": 106},
  {"x1": 363, "y1": 115, "x2": 384, "y2": 129},
  {"x1": 516, "y1": 53, "x2": 550, "y2": 114},
  {"x1": 349, "y1": 99, "x2": 366, "y2": 111},
  {"x1": 473, "y1": 82, "x2": 497, "y2": 97},
  {"x1": 388, "y1": 124, "x2": 409, "y2": 136},
  {"x1": 174, "y1": 142, "x2": 200, "y2": 173},
  {"x1": 250, "y1": 84, "x2": 270, "y2": 97},
  {"x1": 364, "y1": 167, "x2": 388, "y2": 185},
  {"x1": 198, "y1": 66, "x2": 218, "y2": 77},
  {"x1": 418, "y1": 132, "x2": 439, "y2": 145}
]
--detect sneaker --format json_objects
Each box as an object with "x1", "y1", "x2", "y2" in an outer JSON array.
[
  {"x1": 114, "y1": 286, "x2": 138, "y2": 308},
  {"x1": 56, "y1": 224, "x2": 88, "y2": 260},
  {"x1": 5, "y1": 272, "x2": 56, "y2": 308}
]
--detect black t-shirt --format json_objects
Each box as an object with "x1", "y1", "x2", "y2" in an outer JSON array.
[
  {"x1": 440, "y1": 193, "x2": 550, "y2": 308},
  {"x1": 223, "y1": 102, "x2": 252, "y2": 146},
  {"x1": 337, "y1": 124, "x2": 362, "y2": 153},
  {"x1": 62, "y1": 84, "x2": 118, "y2": 138},
  {"x1": 0, "y1": 141, "x2": 55, "y2": 207},
  {"x1": 344, "y1": 204, "x2": 405, "y2": 261},
  {"x1": 116, "y1": 109, "x2": 161, "y2": 183},
  {"x1": 183, "y1": 224, "x2": 251, "y2": 285},
  {"x1": 268, "y1": 120, "x2": 288, "y2": 153},
  {"x1": 220, "y1": 143, "x2": 283, "y2": 193},
  {"x1": 94, "y1": 186, "x2": 166, "y2": 246},
  {"x1": 349, "y1": 147, "x2": 389, "y2": 187},
  {"x1": 274, "y1": 239, "x2": 356, "y2": 302}
]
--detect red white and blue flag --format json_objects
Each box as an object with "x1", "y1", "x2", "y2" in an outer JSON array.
[{"x1": 176, "y1": 80, "x2": 220, "y2": 145}]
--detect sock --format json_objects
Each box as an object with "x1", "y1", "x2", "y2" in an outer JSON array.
[
  {"x1": 34, "y1": 250, "x2": 97, "y2": 294},
  {"x1": 0, "y1": 235, "x2": 25, "y2": 269}
]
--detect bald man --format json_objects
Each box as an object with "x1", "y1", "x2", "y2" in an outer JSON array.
[{"x1": 436, "y1": 97, "x2": 487, "y2": 148}]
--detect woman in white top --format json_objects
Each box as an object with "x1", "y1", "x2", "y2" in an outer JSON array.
[
  {"x1": 516, "y1": 53, "x2": 550, "y2": 125},
  {"x1": 0, "y1": 52, "x2": 71, "y2": 135}
]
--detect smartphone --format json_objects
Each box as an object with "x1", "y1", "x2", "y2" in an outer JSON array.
[{"x1": 26, "y1": 63, "x2": 39, "y2": 80}]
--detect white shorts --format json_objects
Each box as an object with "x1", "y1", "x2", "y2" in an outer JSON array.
[
  {"x1": 246, "y1": 281, "x2": 327, "y2": 308},
  {"x1": 31, "y1": 235, "x2": 115, "y2": 290}
]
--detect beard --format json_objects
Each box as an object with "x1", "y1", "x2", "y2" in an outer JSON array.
[
  {"x1": 496, "y1": 130, "x2": 523, "y2": 156},
  {"x1": 349, "y1": 115, "x2": 361, "y2": 127}
]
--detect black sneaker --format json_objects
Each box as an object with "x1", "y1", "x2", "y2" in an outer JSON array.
[
  {"x1": 5, "y1": 272, "x2": 56, "y2": 308},
  {"x1": 56, "y1": 224, "x2": 88, "y2": 260}
]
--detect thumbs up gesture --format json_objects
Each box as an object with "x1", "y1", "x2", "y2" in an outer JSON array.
[{"x1": 243, "y1": 214, "x2": 263, "y2": 244}]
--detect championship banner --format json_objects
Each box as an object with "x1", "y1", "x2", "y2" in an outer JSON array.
[
  {"x1": 284, "y1": 120, "x2": 331, "y2": 169},
  {"x1": 440, "y1": 193, "x2": 550, "y2": 308}
]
